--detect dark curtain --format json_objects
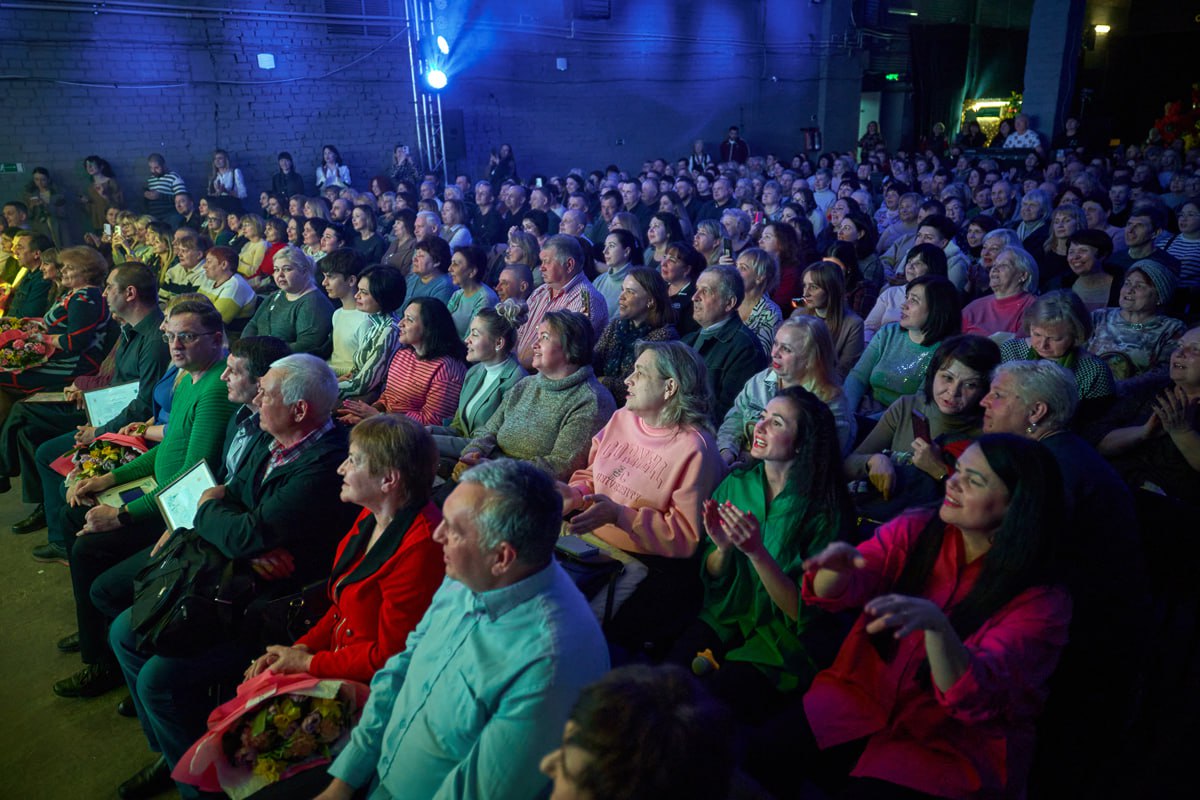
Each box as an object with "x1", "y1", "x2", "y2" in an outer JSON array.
[{"x1": 909, "y1": 24, "x2": 1028, "y2": 142}]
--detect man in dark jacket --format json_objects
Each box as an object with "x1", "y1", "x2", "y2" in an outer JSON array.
[
  {"x1": 106, "y1": 354, "x2": 358, "y2": 799},
  {"x1": 682, "y1": 265, "x2": 768, "y2": 422}
]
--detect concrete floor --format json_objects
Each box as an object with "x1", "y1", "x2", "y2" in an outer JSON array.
[{"x1": 0, "y1": 476, "x2": 181, "y2": 800}]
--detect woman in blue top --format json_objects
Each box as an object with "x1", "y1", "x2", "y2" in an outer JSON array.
[{"x1": 446, "y1": 246, "x2": 498, "y2": 339}]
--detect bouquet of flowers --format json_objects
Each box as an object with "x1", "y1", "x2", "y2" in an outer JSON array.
[
  {"x1": 52, "y1": 432, "x2": 149, "y2": 485},
  {"x1": 0, "y1": 317, "x2": 53, "y2": 372},
  {"x1": 173, "y1": 671, "x2": 368, "y2": 800}
]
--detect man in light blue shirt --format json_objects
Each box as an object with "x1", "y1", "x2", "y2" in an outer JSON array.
[{"x1": 317, "y1": 460, "x2": 609, "y2": 800}]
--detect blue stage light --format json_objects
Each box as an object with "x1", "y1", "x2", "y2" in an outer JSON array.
[
  {"x1": 436, "y1": 36, "x2": 450, "y2": 55},
  {"x1": 427, "y1": 69, "x2": 448, "y2": 90}
]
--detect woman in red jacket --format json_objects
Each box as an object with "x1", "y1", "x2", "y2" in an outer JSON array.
[
  {"x1": 244, "y1": 414, "x2": 444, "y2": 684},
  {"x1": 775, "y1": 434, "x2": 1072, "y2": 799}
]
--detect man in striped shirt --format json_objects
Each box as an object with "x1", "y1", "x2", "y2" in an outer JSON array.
[
  {"x1": 515, "y1": 235, "x2": 608, "y2": 370},
  {"x1": 144, "y1": 153, "x2": 187, "y2": 222}
]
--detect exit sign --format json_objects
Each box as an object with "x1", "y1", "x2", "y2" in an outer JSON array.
[{"x1": 0, "y1": 163, "x2": 23, "y2": 174}]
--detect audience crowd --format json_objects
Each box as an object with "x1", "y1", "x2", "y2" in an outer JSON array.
[{"x1": 1, "y1": 117, "x2": 1198, "y2": 799}]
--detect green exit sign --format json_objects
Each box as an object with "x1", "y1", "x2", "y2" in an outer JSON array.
[
  {"x1": 885, "y1": 73, "x2": 901, "y2": 82},
  {"x1": 0, "y1": 163, "x2": 23, "y2": 174}
]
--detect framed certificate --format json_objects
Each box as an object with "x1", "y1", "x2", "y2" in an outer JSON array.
[
  {"x1": 97, "y1": 476, "x2": 158, "y2": 508},
  {"x1": 21, "y1": 391, "x2": 69, "y2": 403},
  {"x1": 84, "y1": 381, "x2": 140, "y2": 427},
  {"x1": 155, "y1": 460, "x2": 218, "y2": 533}
]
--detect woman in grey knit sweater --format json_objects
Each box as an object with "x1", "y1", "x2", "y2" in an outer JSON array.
[
  {"x1": 242, "y1": 245, "x2": 336, "y2": 358},
  {"x1": 457, "y1": 310, "x2": 616, "y2": 480}
]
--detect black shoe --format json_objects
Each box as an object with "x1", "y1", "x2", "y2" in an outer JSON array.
[
  {"x1": 118, "y1": 756, "x2": 172, "y2": 800},
  {"x1": 12, "y1": 504, "x2": 46, "y2": 534},
  {"x1": 32, "y1": 542, "x2": 68, "y2": 566},
  {"x1": 117, "y1": 694, "x2": 137, "y2": 718},
  {"x1": 0, "y1": 475, "x2": 11, "y2": 494},
  {"x1": 56, "y1": 631, "x2": 80, "y2": 654},
  {"x1": 52, "y1": 662, "x2": 124, "y2": 698}
]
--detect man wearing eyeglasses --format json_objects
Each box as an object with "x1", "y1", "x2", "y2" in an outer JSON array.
[{"x1": 49, "y1": 299, "x2": 237, "y2": 703}]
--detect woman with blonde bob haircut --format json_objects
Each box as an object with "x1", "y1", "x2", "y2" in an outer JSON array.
[{"x1": 718, "y1": 315, "x2": 854, "y2": 461}]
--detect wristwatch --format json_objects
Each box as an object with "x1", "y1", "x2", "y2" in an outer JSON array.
[{"x1": 117, "y1": 505, "x2": 134, "y2": 527}]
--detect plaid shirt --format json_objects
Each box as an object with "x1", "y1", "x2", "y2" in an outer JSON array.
[{"x1": 264, "y1": 418, "x2": 335, "y2": 481}]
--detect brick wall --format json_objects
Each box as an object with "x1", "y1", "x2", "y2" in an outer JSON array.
[{"x1": 0, "y1": 0, "x2": 861, "y2": 238}]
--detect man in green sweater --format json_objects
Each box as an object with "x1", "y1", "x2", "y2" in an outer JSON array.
[{"x1": 50, "y1": 299, "x2": 236, "y2": 699}]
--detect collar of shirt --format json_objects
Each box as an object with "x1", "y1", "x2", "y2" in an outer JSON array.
[
  {"x1": 267, "y1": 417, "x2": 335, "y2": 473},
  {"x1": 548, "y1": 271, "x2": 585, "y2": 299},
  {"x1": 468, "y1": 560, "x2": 558, "y2": 622}
]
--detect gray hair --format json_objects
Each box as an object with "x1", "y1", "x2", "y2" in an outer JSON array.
[
  {"x1": 416, "y1": 209, "x2": 442, "y2": 232},
  {"x1": 720, "y1": 208, "x2": 751, "y2": 240},
  {"x1": 991, "y1": 360, "x2": 1078, "y2": 432},
  {"x1": 269, "y1": 353, "x2": 339, "y2": 421},
  {"x1": 1023, "y1": 289, "x2": 1091, "y2": 344},
  {"x1": 634, "y1": 341, "x2": 713, "y2": 433},
  {"x1": 700, "y1": 264, "x2": 744, "y2": 309},
  {"x1": 1021, "y1": 189, "x2": 1052, "y2": 218},
  {"x1": 996, "y1": 245, "x2": 1040, "y2": 292},
  {"x1": 459, "y1": 459, "x2": 562, "y2": 566},
  {"x1": 271, "y1": 244, "x2": 315, "y2": 277},
  {"x1": 541, "y1": 234, "x2": 584, "y2": 273}
]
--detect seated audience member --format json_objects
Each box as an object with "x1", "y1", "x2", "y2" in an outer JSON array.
[
  {"x1": 734, "y1": 247, "x2": 783, "y2": 356},
  {"x1": 539, "y1": 664, "x2": 734, "y2": 800},
  {"x1": 761, "y1": 219, "x2": 810, "y2": 309},
  {"x1": 159, "y1": 228, "x2": 205, "y2": 301},
  {"x1": 0, "y1": 245, "x2": 111, "y2": 417},
  {"x1": 514, "y1": 234, "x2": 609, "y2": 370},
  {"x1": 349, "y1": 205, "x2": 387, "y2": 264},
  {"x1": 912, "y1": 213, "x2": 969, "y2": 290},
  {"x1": 719, "y1": 316, "x2": 854, "y2": 460},
  {"x1": 428, "y1": 303, "x2": 528, "y2": 469},
  {"x1": 1098, "y1": 324, "x2": 1200, "y2": 506},
  {"x1": 234, "y1": 213, "x2": 269, "y2": 280},
  {"x1": 446, "y1": 245, "x2": 499, "y2": 339},
  {"x1": 674, "y1": 386, "x2": 852, "y2": 721},
  {"x1": 979, "y1": 360, "x2": 1148, "y2": 796},
  {"x1": 1108, "y1": 202, "x2": 1182, "y2": 276},
  {"x1": 243, "y1": 245, "x2": 336, "y2": 358},
  {"x1": 244, "y1": 414, "x2": 444, "y2": 685},
  {"x1": 683, "y1": 264, "x2": 769, "y2": 423},
  {"x1": 795, "y1": 260, "x2": 865, "y2": 381},
  {"x1": 214, "y1": 336, "x2": 292, "y2": 483},
  {"x1": 1054, "y1": 228, "x2": 1117, "y2": 309},
  {"x1": 195, "y1": 245, "x2": 257, "y2": 327},
  {"x1": 787, "y1": 435, "x2": 1070, "y2": 800},
  {"x1": 337, "y1": 297, "x2": 466, "y2": 425},
  {"x1": 51, "y1": 299, "x2": 236, "y2": 698},
  {"x1": 658, "y1": 240, "x2": 703, "y2": 337},
  {"x1": 405, "y1": 236, "x2": 456, "y2": 305},
  {"x1": 846, "y1": 335, "x2": 1000, "y2": 519},
  {"x1": 459, "y1": 310, "x2": 615, "y2": 481},
  {"x1": 999, "y1": 290, "x2": 1116, "y2": 409},
  {"x1": 593, "y1": 267, "x2": 678, "y2": 405},
  {"x1": 0, "y1": 264, "x2": 168, "y2": 537},
  {"x1": 496, "y1": 262, "x2": 533, "y2": 303},
  {"x1": 107, "y1": 354, "x2": 356, "y2": 798},
  {"x1": 337, "y1": 265, "x2": 405, "y2": 401},
  {"x1": 441, "y1": 197, "x2": 473, "y2": 248},
  {"x1": 592, "y1": 229, "x2": 642, "y2": 318},
  {"x1": 309, "y1": 460, "x2": 608, "y2": 800},
  {"x1": 486, "y1": 228, "x2": 539, "y2": 289},
  {"x1": 961, "y1": 245, "x2": 1039, "y2": 337},
  {"x1": 381, "y1": 208, "x2": 417, "y2": 274},
  {"x1": 1086, "y1": 259, "x2": 1185, "y2": 382},
  {"x1": 561, "y1": 341, "x2": 723, "y2": 647},
  {"x1": 692, "y1": 218, "x2": 724, "y2": 267},
  {"x1": 844, "y1": 275, "x2": 961, "y2": 414},
  {"x1": 319, "y1": 249, "x2": 370, "y2": 378},
  {"x1": 864, "y1": 243, "x2": 948, "y2": 341}
]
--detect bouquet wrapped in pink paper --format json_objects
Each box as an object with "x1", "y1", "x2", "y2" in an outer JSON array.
[
  {"x1": 0, "y1": 317, "x2": 54, "y2": 372},
  {"x1": 50, "y1": 432, "x2": 149, "y2": 484},
  {"x1": 173, "y1": 670, "x2": 368, "y2": 799}
]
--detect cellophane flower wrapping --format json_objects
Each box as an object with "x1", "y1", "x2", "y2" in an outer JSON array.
[
  {"x1": 0, "y1": 317, "x2": 53, "y2": 372},
  {"x1": 172, "y1": 671, "x2": 369, "y2": 800},
  {"x1": 64, "y1": 433, "x2": 147, "y2": 487}
]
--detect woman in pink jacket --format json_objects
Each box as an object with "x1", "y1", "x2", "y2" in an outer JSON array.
[{"x1": 560, "y1": 340, "x2": 725, "y2": 653}]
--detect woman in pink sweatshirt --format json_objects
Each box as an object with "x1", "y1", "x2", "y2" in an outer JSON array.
[{"x1": 561, "y1": 340, "x2": 725, "y2": 653}]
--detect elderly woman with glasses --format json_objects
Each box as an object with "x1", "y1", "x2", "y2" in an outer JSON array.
[{"x1": 242, "y1": 245, "x2": 336, "y2": 358}]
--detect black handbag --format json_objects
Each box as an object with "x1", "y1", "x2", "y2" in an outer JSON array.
[
  {"x1": 247, "y1": 578, "x2": 332, "y2": 648},
  {"x1": 130, "y1": 529, "x2": 255, "y2": 657}
]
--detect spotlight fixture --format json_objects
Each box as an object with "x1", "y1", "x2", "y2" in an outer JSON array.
[
  {"x1": 1094, "y1": 24, "x2": 1111, "y2": 34},
  {"x1": 426, "y1": 69, "x2": 448, "y2": 90},
  {"x1": 436, "y1": 35, "x2": 450, "y2": 55}
]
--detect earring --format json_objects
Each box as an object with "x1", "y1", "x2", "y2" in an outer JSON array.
[{"x1": 1026, "y1": 421, "x2": 1037, "y2": 435}]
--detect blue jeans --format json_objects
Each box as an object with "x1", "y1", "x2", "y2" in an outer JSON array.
[{"x1": 109, "y1": 608, "x2": 255, "y2": 796}]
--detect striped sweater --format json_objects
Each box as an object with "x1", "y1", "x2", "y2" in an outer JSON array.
[{"x1": 377, "y1": 346, "x2": 466, "y2": 425}]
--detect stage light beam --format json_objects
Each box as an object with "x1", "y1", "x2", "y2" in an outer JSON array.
[{"x1": 427, "y1": 69, "x2": 448, "y2": 90}]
